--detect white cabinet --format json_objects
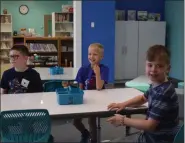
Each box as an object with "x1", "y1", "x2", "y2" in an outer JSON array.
[
  {"x1": 115, "y1": 21, "x2": 166, "y2": 80},
  {"x1": 115, "y1": 21, "x2": 138, "y2": 80},
  {"x1": 137, "y1": 21, "x2": 166, "y2": 76}
]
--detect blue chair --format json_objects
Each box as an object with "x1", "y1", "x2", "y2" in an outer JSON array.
[
  {"x1": 173, "y1": 124, "x2": 184, "y2": 143},
  {"x1": 1, "y1": 109, "x2": 51, "y2": 142}
]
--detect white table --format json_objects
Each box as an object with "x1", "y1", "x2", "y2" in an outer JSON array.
[
  {"x1": 34, "y1": 67, "x2": 79, "y2": 81},
  {"x1": 1, "y1": 88, "x2": 148, "y2": 143},
  {"x1": 1, "y1": 88, "x2": 148, "y2": 117}
]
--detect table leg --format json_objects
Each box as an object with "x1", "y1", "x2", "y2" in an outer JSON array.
[
  {"x1": 126, "y1": 115, "x2": 131, "y2": 136},
  {"x1": 97, "y1": 117, "x2": 101, "y2": 143}
]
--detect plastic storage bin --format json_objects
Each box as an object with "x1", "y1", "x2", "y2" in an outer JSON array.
[
  {"x1": 56, "y1": 86, "x2": 84, "y2": 105},
  {"x1": 49, "y1": 66, "x2": 64, "y2": 75}
]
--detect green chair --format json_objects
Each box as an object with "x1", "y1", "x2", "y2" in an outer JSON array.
[
  {"x1": 1, "y1": 109, "x2": 51, "y2": 142},
  {"x1": 43, "y1": 80, "x2": 63, "y2": 92},
  {"x1": 173, "y1": 124, "x2": 184, "y2": 143},
  {"x1": 125, "y1": 81, "x2": 150, "y2": 93}
]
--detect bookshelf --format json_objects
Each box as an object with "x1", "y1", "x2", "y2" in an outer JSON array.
[
  {"x1": 11, "y1": 36, "x2": 74, "y2": 67},
  {"x1": 52, "y1": 12, "x2": 73, "y2": 37},
  {"x1": 0, "y1": 14, "x2": 12, "y2": 63},
  {"x1": 60, "y1": 37, "x2": 73, "y2": 67},
  {"x1": 25, "y1": 37, "x2": 60, "y2": 67}
]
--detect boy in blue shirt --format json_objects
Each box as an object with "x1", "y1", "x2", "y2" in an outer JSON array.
[
  {"x1": 1, "y1": 45, "x2": 43, "y2": 94},
  {"x1": 74, "y1": 43, "x2": 109, "y2": 143},
  {"x1": 107, "y1": 45, "x2": 179, "y2": 143}
]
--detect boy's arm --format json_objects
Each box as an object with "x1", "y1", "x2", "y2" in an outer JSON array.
[
  {"x1": 122, "y1": 94, "x2": 147, "y2": 107},
  {"x1": 32, "y1": 73, "x2": 43, "y2": 92},
  {"x1": 0, "y1": 72, "x2": 9, "y2": 94},
  {"x1": 94, "y1": 65, "x2": 109, "y2": 90},
  {"x1": 124, "y1": 117, "x2": 159, "y2": 131},
  {"x1": 75, "y1": 67, "x2": 84, "y2": 89}
]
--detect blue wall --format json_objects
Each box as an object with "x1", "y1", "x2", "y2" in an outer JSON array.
[
  {"x1": 165, "y1": 0, "x2": 184, "y2": 80},
  {"x1": 116, "y1": 0, "x2": 165, "y2": 21},
  {"x1": 82, "y1": 1, "x2": 115, "y2": 83}
]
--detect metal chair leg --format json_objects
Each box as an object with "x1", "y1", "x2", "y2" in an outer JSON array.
[{"x1": 97, "y1": 117, "x2": 101, "y2": 143}]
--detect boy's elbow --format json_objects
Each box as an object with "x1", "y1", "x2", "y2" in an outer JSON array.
[{"x1": 145, "y1": 119, "x2": 158, "y2": 131}]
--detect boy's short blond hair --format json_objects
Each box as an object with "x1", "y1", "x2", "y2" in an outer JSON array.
[{"x1": 89, "y1": 43, "x2": 104, "y2": 55}]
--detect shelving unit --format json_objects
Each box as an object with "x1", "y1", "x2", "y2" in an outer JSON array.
[
  {"x1": 0, "y1": 14, "x2": 13, "y2": 63},
  {"x1": 25, "y1": 37, "x2": 60, "y2": 67},
  {"x1": 52, "y1": 12, "x2": 73, "y2": 37},
  {"x1": 60, "y1": 37, "x2": 73, "y2": 67},
  {"x1": 13, "y1": 36, "x2": 25, "y2": 45},
  {"x1": 11, "y1": 36, "x2": 74, "y2": 67}
]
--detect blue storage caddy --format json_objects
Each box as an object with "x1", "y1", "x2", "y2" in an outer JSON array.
[
  {"x1": 56, "y1": 86, "x2": 84, "y2": 105},
  {"x1": 49, "y1": 66, "x2": 64, "y2": 75}
]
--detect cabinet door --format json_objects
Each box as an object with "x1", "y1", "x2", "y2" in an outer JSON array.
[
  {"x1": 115, "y1": 21, "x2": 125, "y2": 80},
  {"x1": 115, "y1": 21, "x2": 139, "y2": 80},
  {"x1": 138, "y1": 21, "x2": 166, "y2": 76}
]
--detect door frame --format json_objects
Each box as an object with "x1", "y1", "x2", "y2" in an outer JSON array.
[{"x1": 44, "y1": 15, "x2": 52, "y2": 37}]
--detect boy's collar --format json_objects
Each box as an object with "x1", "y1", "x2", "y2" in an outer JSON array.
[{"x1": 14, "y1": 66, "x2": 28, "y2": 72}]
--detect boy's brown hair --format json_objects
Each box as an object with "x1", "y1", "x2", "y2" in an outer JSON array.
[
  {"x1": 146, "y1": 45, "x2": 170, "y2": 65},
  {"x1": 10, "y1": 45, "x2": 29, "y2": 56}
]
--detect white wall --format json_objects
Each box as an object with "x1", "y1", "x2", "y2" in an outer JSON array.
[{"x1": 73, "y1": 1, "x2": 82, "y2": 68}]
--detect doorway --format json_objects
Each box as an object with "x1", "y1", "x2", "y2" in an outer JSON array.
[{"x1": 44, "y1": 15, "x2": 52, "y2": 37}]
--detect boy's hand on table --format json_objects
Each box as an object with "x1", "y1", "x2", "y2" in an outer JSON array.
[
  {"x1": 107, "y1": 102, "x2": 126, "y2": 113},
  {"x1": 107, "y1": 114, "x2": 125, "y2": 127}
]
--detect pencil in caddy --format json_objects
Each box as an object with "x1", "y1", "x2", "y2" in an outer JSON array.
[
  {"x1": 56, "y1": 86, "x2": 84, "y2": 105},
  {"x1": 49, "y1": 66, "x2": 64, "y2": 75}
]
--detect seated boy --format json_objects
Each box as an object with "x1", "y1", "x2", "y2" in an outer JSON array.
[
  {"x1": 74, "y1": 43, "x2": 109, "y2": 143},
  {"x1": 1, "y1": 45, "x2": 43, "y2": 94},
  {"x1": 107, "y1": 45, "x2": 179, "y2": 143}
]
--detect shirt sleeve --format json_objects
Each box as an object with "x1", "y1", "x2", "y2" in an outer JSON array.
[
  {"x1": 100, "y1": 66, "x2": 109, "y2": 83},
  {"x1": 75, "y1": 67, "x2": 84, "y2": 84},
  {"x1": 0, "y1": 71, "x2": 9, "y2": 90},
  {"x1": 31, "y1": 72, "x2": 43, "y2": 92},
  {"x1": 148, "y1": 91, "x2": 174, "y2": 121},
  {"x1": 144, "y1": 90, "x2": 149, "y2": 99}
]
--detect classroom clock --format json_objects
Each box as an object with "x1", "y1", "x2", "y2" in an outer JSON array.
[{"x1": 19, "y1": 5, "x2": 29, "y2": 15}]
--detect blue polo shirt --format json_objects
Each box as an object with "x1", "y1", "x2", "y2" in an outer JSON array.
[
  {"x1": 75, "y1": 64, "x2": 109, "y2": 90},
  {"x1": 139, "y1": 81, "x2": 179, "y2": 143}
]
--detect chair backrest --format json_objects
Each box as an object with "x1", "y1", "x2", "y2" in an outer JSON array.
[
  {"x1": 1, "y1": 109, "x2": 51, "y2": 142},
  {"x1": 43, "y1": 80, "x2": 63, "y2": 92},
  {"x1": 173, "y1": 124, "x2": 184, "y2": 143}
]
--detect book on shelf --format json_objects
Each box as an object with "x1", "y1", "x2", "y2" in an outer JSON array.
[{"x1": 29, "y1": 43, "x2": 57, "y2": 52}]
